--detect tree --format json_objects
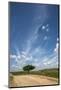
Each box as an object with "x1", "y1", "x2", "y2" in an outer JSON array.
[{"x1": 23, "y1": 65, "x2": 35, "y2": 73}]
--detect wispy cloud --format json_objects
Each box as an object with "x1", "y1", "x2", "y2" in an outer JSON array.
[
  {"x1": 54, "y1": 38, "x2": 59, "y2": 53},
  {"x1": 10, "y1": 29, "x2": 58, "y2": 71},
  {"x1": 46, "y1": 28, "x2": 49, "y2": 32},
  {"x1": 33, "y1": 5, "x2": 48, "y2": 26},
  {"x1": 10, "y1": 44, "x2": 58, "y2": 71},
  {"x1": 10, "y1": 4, "x2": 58, "y2": 71},
  {"x1": 10, "y1": 54, "x2": 16, "y2": 59},
  {"x1": 54, "y1": 43, "x2": 59, "y2": 53},
  {"x1": 44, "y1": 36, "x2": 48, "y2": 40},
  {"x1": 57, "y1": 37, "x2": 59, "y2": 42}
]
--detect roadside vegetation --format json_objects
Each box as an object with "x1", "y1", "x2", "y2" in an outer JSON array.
[{"x1": 10, "y1": 68, "x2": 59, "y2": 78}]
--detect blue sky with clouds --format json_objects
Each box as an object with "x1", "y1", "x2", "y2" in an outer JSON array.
[{"x1": 9, "y1": 2, "x2": 59, "y2": 71}]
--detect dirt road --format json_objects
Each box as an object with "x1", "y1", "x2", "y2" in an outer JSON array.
[{"x1": 10, "y1": 75, "x2": 58, "y2": 87}]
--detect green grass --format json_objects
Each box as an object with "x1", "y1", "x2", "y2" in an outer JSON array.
[
  {"x1": 10, "y1": 68, "x2": 59, "y2": 78},
  {"x1": 38, "y1": 68, "x2": 59, "y2": 78},
  {"x1": 9, "y1": 73, "x2": 14, "y2": 86}
]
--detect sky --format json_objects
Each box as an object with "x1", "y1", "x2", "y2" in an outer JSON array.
[{"x1": 9, "y1": 2, "x2": 59, "y2": 72}]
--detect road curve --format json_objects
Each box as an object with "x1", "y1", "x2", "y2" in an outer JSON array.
[{"x1": 10, "y1": 75, "x2": 58, "y2": 87}]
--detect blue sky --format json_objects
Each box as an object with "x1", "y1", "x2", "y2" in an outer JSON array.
[{"x1": 9, "y1": 2, "x2": 59, "y2": 71}]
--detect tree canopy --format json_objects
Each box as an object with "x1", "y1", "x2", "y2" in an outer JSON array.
[{"x1": 23, "y1": 65, "x2": 35, "y2": 73}]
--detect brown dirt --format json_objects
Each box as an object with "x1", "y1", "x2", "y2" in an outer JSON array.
[{"x1": 10, "y1": 75, "x2": 58, "y2": 87}]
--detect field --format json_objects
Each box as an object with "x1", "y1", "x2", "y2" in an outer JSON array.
[{"x1": 9, "y1": 68, "x2": 59, "y2": 87}]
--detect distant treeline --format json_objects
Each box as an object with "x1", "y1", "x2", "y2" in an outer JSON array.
[{"x1": 10, "y1": 68, "x2": 59, "y2": 78}]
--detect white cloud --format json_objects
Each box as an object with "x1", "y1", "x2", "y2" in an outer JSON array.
[
  {"x1": 41, "y1": 48, "x2": 58, "y2": 68},
  {"x1": 54, "y1": 37, "x2": 59, "y2": 53},
  {"x1": 19, "y1": 51, "x2": 33, "y2": 61},
  {"x1": 10, "y1": 54, "x2": 21, "y2": 59},
  {"x1": 54, "y1": 42, "x2": 59, "y2": 53},
  {"x1": 21, "y1": 51, "x2": 26, "y2": 55},
  {"x1": 15, "y1": 47, "x2": 20, "y2": 56},
  {"x1": 34, "y1": 52, "x2": 58, "y2": 69},
  {"x1": 10, "y1": 5, "x2": 50, "y2": 71},
  {"x1": 43, "y1": 56, "x2": 57, "y2": 66},
  {"x1": 42, "y1": 24, "x2": 49, "y2": 31},
  {"x1": 21, "y1": 54, "x2": 26, "y2": 58},
  {"x1": 10, "y1": 54, "x2": 16, "y2": 58},
  {"x1": 12, "y1": 64, "x2": 18, "y2": 68},
  {"x1": 31, "y1": 47, "x2": 44, "y2": 56},
  {"x1": 26, "y1": 57, "x2": 31, "y2": 60},
  {"x1": 10, "y1": 46, "x2": 58, "y2": 71},
  {"x1": 17, "y1": 55, "x2": 21, "y2": 59},
  {"x1": 42, "y1": 25, "x2": 45, "y2": 29},
  {"x1": 43, "y1": 61, "x2": 51, "y2": 65},
  {"x1": 44, "y1": 36, "x2": 48, "y2": 40},
  {"x1": 10, "y1": 34, "x2": 59, "y2": 71},
  {"x1": 25, "y1": 55, "x2": 33, "y2": 61}
]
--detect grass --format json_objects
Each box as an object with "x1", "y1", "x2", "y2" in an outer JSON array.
[
  {"x1": 38, "y1": 68, "x2": 59, "y2": 78},
  {"x1": 10, "y1": 68, "x2": 59, "y2": 78},
  {"x1": 9, "y1": 73, "x2": 14, "y2": 87},
  {"x1": 9, "y1": 73, "x2": 13, "y2": 81}
]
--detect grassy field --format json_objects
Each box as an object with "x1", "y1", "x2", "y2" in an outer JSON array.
[{"x1": 10, "y1": 68, "x2": 59, "y2": 78}]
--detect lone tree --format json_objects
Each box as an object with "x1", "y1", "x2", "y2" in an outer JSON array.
[{"x1": 23, "y1": 65, "x2": 35, "y2": 73}]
